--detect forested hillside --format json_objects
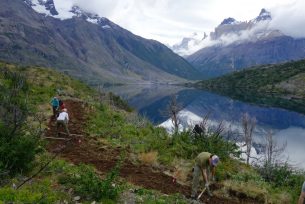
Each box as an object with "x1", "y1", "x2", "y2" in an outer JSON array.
[{"x1": 196, "y1": 59, "x2": 305, "y2": 113}]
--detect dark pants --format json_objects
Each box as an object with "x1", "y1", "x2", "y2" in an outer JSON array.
[
  {"x1": 191, "y1": 165, "x2": 201, "y2": 197},
  {"x1": 191, "y1": 165, "x2": 211, "y2": 197},
  {"x1": 52, "y1": 106, "x2": 59, "y2": 117},
  {"x1": 56, "y1": 120, "x2": 70, "y2": 136}
]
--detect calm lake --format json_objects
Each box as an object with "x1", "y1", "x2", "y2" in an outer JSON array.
[{"x1": 104, "y1": 84, "x2": 305, "y2": 169}]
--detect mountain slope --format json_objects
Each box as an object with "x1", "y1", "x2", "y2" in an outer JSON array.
[
  {"x1": 184, "y1": 9, "x2": 305, "y2": 78},
  {"x1": 0, "y1": 0, "x2": 202, "y2": 84},
  {"x1": 188, "y1": 36, "x2": 305, "y2": 78}
]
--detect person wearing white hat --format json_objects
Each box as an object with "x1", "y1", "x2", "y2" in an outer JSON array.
[
  {"x1": 191, "y1": 152, "x2": 219, "y2": 199},
  {"x1": 56, "y1": 108, "x2": 70, "y2": 136}
]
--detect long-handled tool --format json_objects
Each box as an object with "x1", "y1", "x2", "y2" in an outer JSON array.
[{"x1": 197, "y1": 187, "x2": 206, "y2": 200}]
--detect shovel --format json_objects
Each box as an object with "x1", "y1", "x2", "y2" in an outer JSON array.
[{"x1": 197, "y1": 187, "x2": 206, "y2": 200}]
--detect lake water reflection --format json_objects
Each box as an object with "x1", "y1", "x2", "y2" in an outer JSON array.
[{"x1": 104, "y1": 84, "x2": 305, "y2": 169}]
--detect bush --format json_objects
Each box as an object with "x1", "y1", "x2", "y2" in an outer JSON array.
[
  {"x1": 0, "y1": 68, "x2": 39, "y2": 175},
  {"x1": 0, "y1": 178, "x2": 67, "y2": 203},
  {"x1": 257, "y1": 163, "x2": 305, "y2": 202},
  {"x1": 58, "y1": 163, "x2": 121, "y2": 201},
  {"x1": 109, "y1": 92, "x2": 133, "y2": 112},
  {"x1": 168, "y1": 130, "x2": 240, "y2": 161},
  {"x1": 0, "y1": 133, "x2": 38, "y2": 175}
]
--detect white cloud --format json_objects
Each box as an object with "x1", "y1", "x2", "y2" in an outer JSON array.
[
  {"x1": 52, "y1": 0, "x2": 305, "y2": 45},
  {"x1": 269, "y1": 0, "x2": 305, "y2": 38},
  {"x1": 53, "y1": 0, "x2": 74, "y2": 19}
]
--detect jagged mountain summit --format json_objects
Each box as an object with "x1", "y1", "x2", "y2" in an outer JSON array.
[
  {"x1": 176, "y1": 9, "x2": 305, "y2": 78},
  {"x1": 172, "y1": 8, "x2": 280, "y2": 57},
  {"x1": 0, "y1": 0, "x2": 202, "y2": 84},
  {"x1": 24, "y1": 0, "x2": 58, "y2": 15}
]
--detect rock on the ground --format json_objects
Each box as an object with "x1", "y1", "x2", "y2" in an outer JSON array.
[{"x1": 73, "y1": 196, "x2": 81, "y2": 201}]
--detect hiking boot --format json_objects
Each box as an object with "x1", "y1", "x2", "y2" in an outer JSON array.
[
  {"x1": 207, "y1": 189, "x2": 213, "y2": 197},
  {"x1": 190, "y1": 195, "x2": 196, "y2": 200}
]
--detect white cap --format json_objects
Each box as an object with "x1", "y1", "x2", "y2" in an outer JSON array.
[{"x1": 211, "y1": 155, "x2": 219, "y2": 166}]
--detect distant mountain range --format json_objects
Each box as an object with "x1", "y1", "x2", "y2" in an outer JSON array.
[
  {"x1": 172, "y1": 9, "x2": 305, "y2": 79},
  {"x1": 0, "y1": 0, "x2": 202, "y2": 84}
]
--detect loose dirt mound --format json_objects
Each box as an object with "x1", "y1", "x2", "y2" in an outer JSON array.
[{"x1": 46, "y1": 100, "x2": 261, "y2": 204}]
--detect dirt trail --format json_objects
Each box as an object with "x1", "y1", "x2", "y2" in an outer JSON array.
[{"x1": 46, "y1": 100, "x2": 261, "y2": 204}]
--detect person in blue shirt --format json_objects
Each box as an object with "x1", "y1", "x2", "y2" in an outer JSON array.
[{"x1": 50, "y1": 96, "x2": 59, "y2": 117}]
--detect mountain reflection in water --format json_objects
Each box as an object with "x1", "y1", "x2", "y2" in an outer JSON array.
[{"x1": 104, "y1": 84, "x2": 305, "y2": 169}]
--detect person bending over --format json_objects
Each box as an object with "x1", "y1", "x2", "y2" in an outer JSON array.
[{"x1": 191, "y1": 152, "x2": 219, "y2": 199}]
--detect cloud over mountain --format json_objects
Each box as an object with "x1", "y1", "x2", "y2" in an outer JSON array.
[{"x1": 269, "y1": 0, "x2": 305, "y2": 39}]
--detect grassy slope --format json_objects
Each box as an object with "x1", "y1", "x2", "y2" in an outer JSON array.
[
  {"x1": 196, "y1": 59, "x2": 305, "y2": 113},
  {"x1": 0, "y1": 62, "x2": 304, "y2": 203}
]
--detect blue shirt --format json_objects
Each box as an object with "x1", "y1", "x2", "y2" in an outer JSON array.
[{"x1": 51, "y1": 97, "x2": 59, "y2": 107}]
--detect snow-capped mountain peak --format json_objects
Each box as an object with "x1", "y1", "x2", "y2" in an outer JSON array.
[
  {"x1": 220, "y1": 17, "x2": 239, "y2": 25},
  {"x1": 24, "y1": 0, "x2": 58, "y2": 16},
  {"x1": 256, "y1": 8, "x2": 272, "y2": 21},
  {"x1": 23, "y1": 0, "x2": 113, "y2": 29},
  {"x1": 251, "y1": 8, "x2": 272, "y2": 23}
]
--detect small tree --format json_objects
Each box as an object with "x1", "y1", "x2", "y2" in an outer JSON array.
[
  {"x1": 241, "y1": 113, "x2": 256, "y2": 165},
  {"x1": 262, "y1": 131, "x2": 287, "y2": 180},
  {"x1": 161, "y1": 95, "x2": 182, "y2": 134}
]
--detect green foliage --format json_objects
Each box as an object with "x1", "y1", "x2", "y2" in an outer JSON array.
[
  {"x1": 166, "y1": 131, "x2": 239, "y2": 163},
  {"x1": 196, "y1": 59, "x2": 305, "y2": 114},
  {"x1": 0, "y1": 134, "x2": 38, "y2": 175},
  {"x1": 0, "y1": 68, "x2": 39, "y2": 175},
  {"x1": 87, "y1": 104, "x2": 171, "y2": 153},
  {"x1": 215, "y1": 158, "x2": 249, "y2": 181},
  {"x1": 88, "y1": 103, "x2": 239, "y2": 165},
  {"x1": 231, "y1": 170, "x2": 265, "y2": 186},
  {"x1": 257, "y1": 163, "x2": 305, "y2": 202},
  {"x1": 58, "y1": 163, "x2": 121, "y2": 201},
  {"x1": 191, "y1": 132, "x2": 240, "y2": 160},
  {"x1": 0, "y1": 178, "x2": 67, "y2": 203},
  {"x1": 134, "y1": 188, "x2": 187, "y2": 204},
  {"x1": 109, "y1": 92, "x2": 133, "y2": 112},
  {"x1": 198, "y1": 60, "x2": 305, "y2": 90}
]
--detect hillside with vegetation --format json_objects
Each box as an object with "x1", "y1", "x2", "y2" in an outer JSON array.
[
  {"x1": 196, "y1": 59, "x2": 305, "y2": 114},
  {"x1": 0, "y1": 61, "x2": 304, "y2": 203}
]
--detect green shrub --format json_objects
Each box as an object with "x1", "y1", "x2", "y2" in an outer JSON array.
[
  {"x1": 0, "y1": 68, "x2": 39, "y2": 175},
  {"x1": 167, "y1": 130, "x2": 240, "y2": 162},
  {"x1": 109, "y1": 92, "x2": 133, "y2": 112},
  {"x1": 257, "y1": 163, "x2": 305, "y2": 202},
  {"x1": 58, "y1": 163, "x2": 121, "y2": 201},
  {"x1": 0, "y1": 178, "x2": 67, "y2": 203},
  {"x1": 0, "y1": 133, "x2": 38, "y2": 175}
]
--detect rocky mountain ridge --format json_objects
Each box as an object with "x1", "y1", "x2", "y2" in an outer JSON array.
[
  {"x1": 0, "y1": 0, "x2": 202, "y2": 84},
  {"x1": 172, "y1": 9, "x2": 278, "y2": 56}
]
